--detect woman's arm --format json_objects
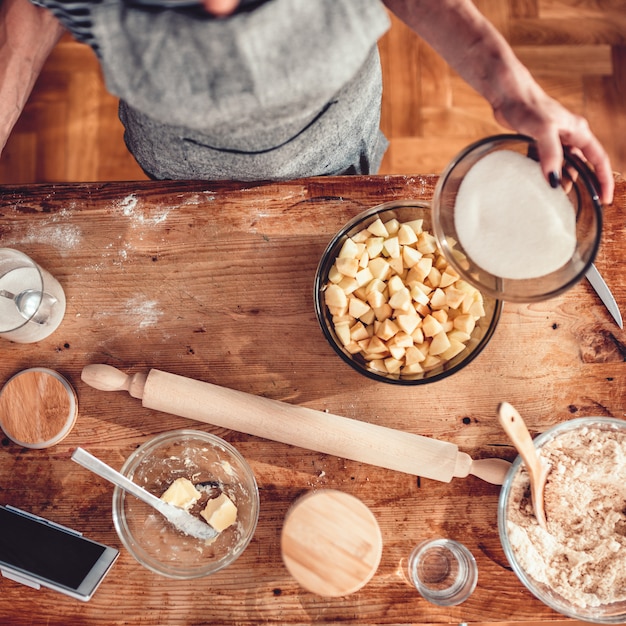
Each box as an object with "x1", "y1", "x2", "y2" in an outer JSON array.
[
  {"x1": 0, "y1": 0, "x2": 66, "y2": 154},
  {"x1": 383, "y1": 0, "x2": 614, "y2": 205}
]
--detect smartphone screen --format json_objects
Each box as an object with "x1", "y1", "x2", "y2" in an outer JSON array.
[{"x1": 0, "y1": 505, "x2": 119, "y2": 601}]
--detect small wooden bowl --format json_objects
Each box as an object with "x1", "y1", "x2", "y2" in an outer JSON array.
[{"x1": 0, "y1": 368, "x2": 78, "y2": 448}]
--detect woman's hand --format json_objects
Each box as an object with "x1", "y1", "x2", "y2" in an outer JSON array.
[
  {"x1": 491, "y1": 63, "x2": 614, "y2": 205},
  {"x1": 383, "y1": 0, "x2": 615, "y2": 205}
]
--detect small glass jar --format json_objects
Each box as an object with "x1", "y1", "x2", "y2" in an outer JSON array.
[{"x1": 408, "y1": 538, "x2": 478, "y2": 606}]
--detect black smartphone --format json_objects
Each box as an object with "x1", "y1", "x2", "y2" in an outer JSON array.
[{"x1": 0, "y1": 505, "x2": 119, "y2": 602}]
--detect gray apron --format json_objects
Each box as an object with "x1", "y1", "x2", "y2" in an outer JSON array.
[{"x1": 89, "y1": 0, "x2": 390, "y2": 180}]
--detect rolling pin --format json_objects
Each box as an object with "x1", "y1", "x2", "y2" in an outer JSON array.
[{"x1": 81, "y1": 364, "x2": 510, "y2": 485}]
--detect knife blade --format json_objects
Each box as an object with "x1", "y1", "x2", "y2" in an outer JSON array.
[{"x1": 585, "y1": 263, "x2": 623, "y2": 329}]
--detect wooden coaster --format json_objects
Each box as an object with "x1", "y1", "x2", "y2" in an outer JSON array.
[
  {"x1": 0, "y1": 368, "x2": 78, "y2": 448},
  {"x1": 281, "y1": 489, "x2": 382, "y2": 597}
]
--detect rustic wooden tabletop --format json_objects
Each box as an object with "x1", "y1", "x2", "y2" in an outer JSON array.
[{"x1": 0, "y1": 174, "x2": 623, "y2": 625}]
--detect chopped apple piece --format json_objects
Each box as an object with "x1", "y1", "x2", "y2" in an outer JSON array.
[
  {"x1": 388, "y1": 286, "x2": 412, "y2": 312},
  {"x1": 376, "y1": 318, "x2": 400, "y2": 341},
  {"x1": 440, "y1": 266, "x2": 460, "y2": 288},
  {"x1": 422, "y1": 314, "x2": 444, "y2": 337},
  {"x1": 410, "y1": 284, "x2": 431, "y2": 307},
  {"x1": 404, "y1": 345, "x2": 425, "y2": 364},
  {"x1": 372, "y1": 302, "x2": 393, "y2": 322},
  {"x1": 334, "y1": 321, "x2": 352, "y2": 346},
  {"x1": 348, "y1": 298, "x2": 371, "y2": 321},
  {"x1": 366, "y1": 237, "x2": 385, "y2": 258},
  {"x1": 411, "y1": 326, "x2": 425, "y2": 344},
  {"x1": 429, "y1": 288, "x2": 447, "y2": 310},
  {"x1": 417, "y1": 231, "x2": 438, "y2": 254},
  {"x1": 448, "y1": 329, "x2": 471, "y2": 343},
  {"x1": 324, "y1": 284, "x2": 347, "y2": 309},
  {"x1": 349, "y1": 321, "x2": 369, "y2": 342},
  {"x1": 368, "y1": 359, "x2": 387, "y2": 373},
  {"x1": 402, "y1": 362, "x2": 424, "y2": 374},
  {"x1": 336, "y1": 257, "x2": 359, "y2": 277},
  {"x1": 422, "y1": 354, "x2": 442, "y2": 371},
  {"x1": 383, "y1": 236, "x2": 401, "y2": 259},
  {"x1": 351, "y1": 228, "x2": 371, "y2": 243},
  {"x1": 429, "y1": 331, "x2": 451, "y2": 356},
  {"x1": 427, "y1": 266, "x2": 442, "y2": 288},
  {"x1": 338, "y1": 237, "x2": 359, "y2": 259},
  {"x1": 384, "y1": 218, "x2": 401, "y2": 235},
  {"x1": 387, "y1": 274, "x2": 405, "y2": 296},
  {"x1": 368, "y1": 257, "x2": 391, "y2": 280},
  {"x1": 398, "y1": 223, "x2": 418, "y2": 245},
  {"x1": 388, "y1": 343, "x2": 406, "y2": 360},
  {"x1": 337, "y1": 276, "x2": 359, "y2": 295},
  {"x1": 440, "y1": 338, "x2": 466, "y2": 360},
  {"x1": 367, "y1": 335, "x2": 390, "y2": 355},
  {"x1": 367, "y1": 218, "x2": 389, "y2": 237},
  {"x1": 328, "y1": 264, "x2": 343, "y2": 284},
  {"x1": 388, "y1": 255, "x2": 405, "y2": 276},
  {"x1": 453, "y1": 313, "x2": 476, "y2": 335},
  {"x1": 384, "y1": 357, "x2": 403, "y2": 374},
  {"x1": 355, "y1": 267, "x2": 374, "y2": 288},
  {"x1": 367, "y1": 289, "x2": 386, "y2": 309},
  {"x1": 445, "y1": 286, "x2": 466, "y2": 309},
  {"x1": 402, "y1": 245, "x2": 422, "y2": 268},
  {"x1": 396, "y1": 312, "x2": 421, "y2": 335}
]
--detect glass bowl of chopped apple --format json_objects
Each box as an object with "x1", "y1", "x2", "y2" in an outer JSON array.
[
  {"x1": 314, "y1": 200, "x2": 502, "y2": 384},
  {"x1": 112, "y1": 429, "x2": 259, "y2": 579},
  {"x1": 431, "y1": 134, "x2": 603, "y2": 302}
]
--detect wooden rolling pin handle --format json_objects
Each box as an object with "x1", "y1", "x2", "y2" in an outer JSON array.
[{"x1": 81, "y1": 364, "x2": 147, "y2": 400}]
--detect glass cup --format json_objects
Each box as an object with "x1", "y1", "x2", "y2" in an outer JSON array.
[
  {"x1": 0, "y1": 248, "x2": 66, "y2": 343},
  {"x1": 408, "y1": 538, "x2": 478, "y2": 606}
]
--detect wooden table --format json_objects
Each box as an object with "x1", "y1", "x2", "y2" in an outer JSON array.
[{"x1": 0, "y1": 174, "x2": 624, "y2": 625}]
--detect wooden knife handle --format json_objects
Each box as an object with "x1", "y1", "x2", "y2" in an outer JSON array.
[{"x1": 82, "y1": 364, "x2": 459, "y2": 483}]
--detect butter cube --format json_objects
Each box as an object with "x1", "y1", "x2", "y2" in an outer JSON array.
[
  {"x1": 200, "y1": 493, "x2": 238, "y2": 532},
  {"x1": 160, "y1": 477, "x2": 201, "y2": 510}
]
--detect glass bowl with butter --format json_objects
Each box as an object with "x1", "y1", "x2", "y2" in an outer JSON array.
[
  {"x1": 432, "y1": 134, "x2": 603, "y2": 302},
  {"x1": 498, "y1": 417, "x2": 626, "y2": 623},
  {"x1": 112, "y1": 429, "x2": 259, "y2": 579},
  {"x1": 314, "y1": 200, "x2": 502, "y2": 384}
]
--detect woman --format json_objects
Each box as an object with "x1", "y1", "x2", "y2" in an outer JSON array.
[{"x1": 0, "y1": 0, "x2": 614, "y2": 204}]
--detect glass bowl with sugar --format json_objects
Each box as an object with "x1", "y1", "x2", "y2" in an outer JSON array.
[{"x1": 432, "y1": 134, "x2": 603, "y2": 302}]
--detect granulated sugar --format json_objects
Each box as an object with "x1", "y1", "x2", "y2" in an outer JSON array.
[
  {"x1": 454, "y1": 150, "x2": 576, "y2": 279},
  {"x1": 507, "y1": 424, "x2": 626, "y2": 608}
]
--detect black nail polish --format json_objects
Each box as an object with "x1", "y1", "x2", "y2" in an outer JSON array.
[{"x1": 549, "y1": 171, "x2": 560, "y2": 189}]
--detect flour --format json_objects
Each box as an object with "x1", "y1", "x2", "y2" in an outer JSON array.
[
  {"x1": 506, "y1": 424, "x2": 626, "y2": 608},
  {"x1": 119, "y1": 194, "x2": 139, "y2": 216},
  {"x1": 116, "y1": 194, "x2": 170, "y2": 226},
  {"x1": 454, "y1": 150, "x2": 577, "y2": 279},
  {"x1": 124, "y1": 296, "x2": 162, "y2": 328}
]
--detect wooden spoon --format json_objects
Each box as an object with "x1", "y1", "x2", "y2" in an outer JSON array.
[{"x1": 497, "y1": 402, "x2": 549, "y2": 529}]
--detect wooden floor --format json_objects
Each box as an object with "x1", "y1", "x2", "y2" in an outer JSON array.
[{"x1": 0, "y1": 0, "x2": 625, "y2": 185}]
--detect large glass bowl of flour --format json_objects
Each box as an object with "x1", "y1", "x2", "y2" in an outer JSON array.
[
  {"x1": 432, "y1": 134, "x2": 603, "y2": 302},
  {"x1": 498, "y1": 417, "x2": 626, "y2": 623}
]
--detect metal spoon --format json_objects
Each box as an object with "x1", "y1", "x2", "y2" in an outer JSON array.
[
  {"x1": 497, "y1": 402, "x2": 549, "y2": 529},
  {"x1": 0, "y1": 288, "x2": 58, "y2": 325},
  {"x1": 71, "y1": 447, "x2": 217, "y2": 541}
]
